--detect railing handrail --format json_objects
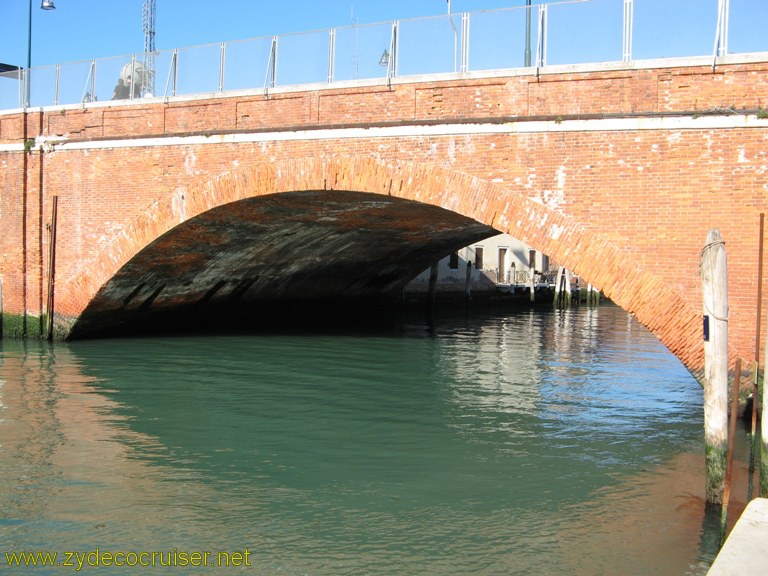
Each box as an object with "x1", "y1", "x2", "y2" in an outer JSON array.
[{"x1": 0, "y1": 0, "x2": 762, "y2": 112}]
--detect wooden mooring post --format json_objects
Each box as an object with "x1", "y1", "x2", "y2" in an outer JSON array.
[
  {"x1": 46, "y1": 195, "x2": 58, "y2": 341},
  {"x1": 464, "y1": 260, "x2": 472, "y2": 304},
  {"x1": 763, "y1": 307, "x2": 768, "y2": 495},
  {"x1": 554, "y1": 266, "x2": 572, "y2": 308},
  {"x1": 426, "y1": 261, "x2": 439, "y2": 320},
  {"x1": 586, "y1": 283, "x2": 600, "y2": 306},
  {"x1": 751, "y1": 213, "x2": 764, "y2": 474},
  {"x1": 529, "y1": 268, "x2": 535, "y2": 303},
  {"x1": 722, "y1": 358, "x2": 742, "y2": 544},
  {"x1": 702, "y1": 230, "x2": 729, "y2": 505}
]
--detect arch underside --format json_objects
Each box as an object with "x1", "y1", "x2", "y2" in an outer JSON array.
[
  {"x1": 69, "y1": 190, "x2": 497, "y2": 338},
  {"x1": 62, "y1": 156, "x2": 705, "y2": 380}
]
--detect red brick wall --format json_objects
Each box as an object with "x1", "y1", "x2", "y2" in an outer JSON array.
[{"x1": 1, "y1": 58, "x2": 767, "y2": 378}]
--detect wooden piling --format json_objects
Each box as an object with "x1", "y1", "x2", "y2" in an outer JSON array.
[
  {"x1": 46, "y1": 195, "x2": 58, "y2": 341},
  {"x1": 762, "y1": 307, "x2": 768, "y2": 496},
  {"x1": 554, "y1": 266, "x2": 572, "y2": 308},
  {"x1": 587, "y1": 283, "x2": 600, "y2": 306},
  {"x1": 702, "y1": 229, "x2": 729, "y2": 505},
  {"x1": 751, "y1": 213, "x2": 764, "y2": 472},
  {"x1": 464, "y1": 260, "x2": 472, "y2": 304},
  {"x1": 721, "y1": 358, "x2": 741, "y2": 545},
  {"x1": 426, "y1": 261, "x2": 439, "y2": 320},
  {"x1": 529, "y1": 267, "x2": 535, "y2": 303}
]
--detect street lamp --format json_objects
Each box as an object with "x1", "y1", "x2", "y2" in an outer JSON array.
[
  {"x1": 25, "y1": 0, "x2": 56, "y2": 107},
  {"x1": 525, "y1": 0, "x2": 532, "y2": 67},
  {"x1": 447, "y1": 0, "x2": 457, "y2": 72}
]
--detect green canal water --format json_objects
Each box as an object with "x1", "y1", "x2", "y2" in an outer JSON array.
[{"x1": 0, "y1": 304, "x2": 748, "y2": 574}]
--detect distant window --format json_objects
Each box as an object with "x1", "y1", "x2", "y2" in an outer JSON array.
[
  {"x1": 475, "y1": 247, "x2": 484, "y2": 270},
  {"x1": 449, "y1": 251, "x2": 459, "y2": 270},
  {"x1": 529, "y1": 249, "x2": 536, "y2": 272}
]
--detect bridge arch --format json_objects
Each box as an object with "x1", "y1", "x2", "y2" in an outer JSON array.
[{"x1": 59, "y1": 155, "x2": 704, "y2": 379}]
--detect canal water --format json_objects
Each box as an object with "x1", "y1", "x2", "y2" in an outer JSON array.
[{"x1": 0, "y1": 304, "x2": 750, "y2": 575}]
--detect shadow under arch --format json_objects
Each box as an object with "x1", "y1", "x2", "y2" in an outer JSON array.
[{"x1": 56, "y1": 155, "x2": 707, "y2": 381}]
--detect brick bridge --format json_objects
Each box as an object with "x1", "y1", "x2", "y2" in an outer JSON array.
[{"x1": 1, "y1": 53, "x2": 767, "y2": 382}]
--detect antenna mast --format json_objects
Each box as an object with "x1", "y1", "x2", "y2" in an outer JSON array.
[{"x1": 143, "y1": 0, "x2": 156, "y2": 94}]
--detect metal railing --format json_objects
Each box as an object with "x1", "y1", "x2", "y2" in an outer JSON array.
[{"x1": 0, "y1": 0, "x2": 763, "y2": 111}]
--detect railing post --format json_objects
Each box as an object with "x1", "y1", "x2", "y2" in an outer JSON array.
[
  {"x1": 328, "y1": 28, "x2": 336, "y2": 83},
  {"x1": 460, "y1": 12, "x2": 470, "y2": 73},
  {"x1": 89, "y1": 61, "x2": 95, "y2": 102},
  {"x1": 129, "y1": 55, "x2": 137, "y2": 100},
  {"x1": 264, "y1": 36, "x2": 278, "y2": 95},
  {"x1": 80, "y1": 61, "x2": 95, "y2": 104},
  {"x1": 623, "y1": 0, "x2": 634, "y2": 63},
  {"x1": 54, "y1": 64, "x2": 60, "y2": 105},
  {"x1": 164, "y1": 49, "x2": 178, "y2": 100},
  {"x1": 22, "y1": 68, "x2": 29, "y2": 109},
  {"x1": 713, "y1": 0, "x2": 730, "y2": 70},
  {"x1": 535, "y1": 4, "x2": 548, "y2": 74},
  {"x1": 387, "y1": 21, "x2": 399, "y2": 83},
  {"x1": 219, "y1": 42, "x2": 226, "y2": 93}
]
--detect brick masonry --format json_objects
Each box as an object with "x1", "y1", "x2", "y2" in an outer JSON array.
[{"x1": 1, "y1": 56, "x2": 767, "y2": 381}]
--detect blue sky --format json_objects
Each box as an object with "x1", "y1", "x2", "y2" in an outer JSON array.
[{"x1": 1, "y1": 0, "x2": 767, "y2": 70}]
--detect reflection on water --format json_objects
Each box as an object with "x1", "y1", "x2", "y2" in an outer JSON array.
[{"x1": 0, "y1": 304, "x2": 743, "y2": 574}]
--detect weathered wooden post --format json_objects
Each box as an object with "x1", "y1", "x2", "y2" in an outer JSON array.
[
  {"x1": 464, "y1": 260, "x2": 472, "y2": 304},
  {"x1": 762, "y1": 303, "x2": 768, "y2": 496},
  {"x1": 529, "y1": 266, "x2": 536, "y2": 303},
  {"x1": 426, "y1": 261, "x2": 439, "y2": 320},
  {"x1": 721, "y1": 358, "x2": 741, "y2": 544},
  {"x1": 587, "y1": 283, "x2": 600, "y2": 306},
  {"x1": 554, "y1": 266, "x2": 563, "y2": 307},
  {"x1": 46, "y1": 195, "x2": 59, "y2": 341},
  {"x1": 702, "y1": 229, "x2": 729, "y2": 505},
  {"x1": 554, "y1": 266, "x2": 573, "y2": 308},
  {"x1": 751, "y1": 213, "x2": 764, "y2": 473}
]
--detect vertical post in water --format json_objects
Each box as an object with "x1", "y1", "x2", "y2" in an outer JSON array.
[
  {"x1": 464, "y1": 260, "x2": 472, "y2": 304},
  {"x1": 751, "y1": 213, "x2": 764, "y2": 472},
  {"x1": 587, "y1": 283, "x2": 600, "y2": 306},
  {"x1": 46, "y1": 195, "x2": 58, "y2": 341},
  {"x1": 763, "y1": 306, "x2": 768, "y2": 495},
  {"x1": 554, "y1": 266, "x2": 564, "y2": 307},
  {"x1": 529, "y1": 253, "x2": 536, "y2": 303},
  {"x1": 554, "y1": 267, "x2": 572, "y2": 308},
  {"x1": 702, "y1": 230, "x2": 729, "y2": 505},
  {"x1": 722, "y1": 358, "x2": 741, "y2": 544},
  {"x1": 529, "y1": 270, "x2": 535, "y2": 303},
  {"x1": 426, "y1": 261, "x2": 439, "y2": 320}
]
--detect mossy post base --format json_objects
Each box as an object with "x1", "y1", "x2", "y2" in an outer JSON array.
[{"x1": 706, "y1": 444, "x2": 726, "y2": 505}]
